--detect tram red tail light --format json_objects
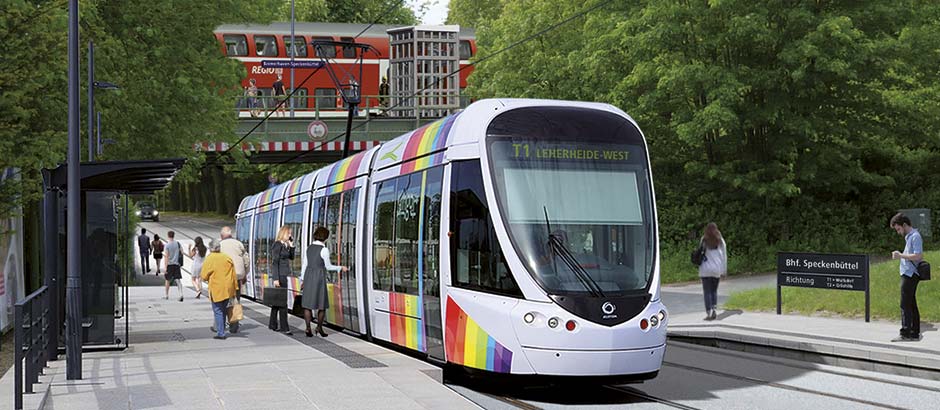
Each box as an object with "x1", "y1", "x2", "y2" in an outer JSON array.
[
  {"x1": 640, "y1": 319, "x2": 649, "y2": 330},
  {"x1": 565, "y1": 320, "x2": 576, "y2": 331}
]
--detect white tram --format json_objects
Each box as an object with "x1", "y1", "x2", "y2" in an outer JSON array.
[{"x1": 236, "y1": 99, "x2": 666, "y2": 379}]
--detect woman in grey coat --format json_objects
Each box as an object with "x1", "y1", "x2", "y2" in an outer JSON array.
[{"x1": 302, "y1": 227, "x2": 347, "y2": 337}]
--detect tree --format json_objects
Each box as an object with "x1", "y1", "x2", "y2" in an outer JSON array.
[
  {"x1": 467, "y1": 0, "x2": 940, "y2": 270},
  {"x1": 285, "y1": 0, "x2": 418, "y2": 25},
  {"x1": 446, "y1": 0, "x2": 502, "y2": 29}
]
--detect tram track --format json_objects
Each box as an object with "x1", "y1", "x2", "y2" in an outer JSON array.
[{"x1": 602, "y1": 385, "x2": 703, "y2": 410}]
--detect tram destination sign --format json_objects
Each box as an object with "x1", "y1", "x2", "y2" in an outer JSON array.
[{"x1": 777, "y1": 252, "x2": 870, "y2": 322}]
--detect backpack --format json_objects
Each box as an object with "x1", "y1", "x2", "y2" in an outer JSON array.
[
  {"x1": 917, "y1": 260, "x2": 931, "y2": 281},
  {"x1": 691, "y1": 241, "x2": 708, "y2": 266}
]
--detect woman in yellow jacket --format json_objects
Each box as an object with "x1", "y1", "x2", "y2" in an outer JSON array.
[{"x1": 201, "y1": 240, "x2": 239, "y2": 340}]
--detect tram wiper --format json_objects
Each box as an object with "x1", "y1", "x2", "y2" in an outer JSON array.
[{"x1": 542, "y1": 206, "x2": 605, "y2": 298}]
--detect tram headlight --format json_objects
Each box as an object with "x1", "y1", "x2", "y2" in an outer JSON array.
[
  {"x1": 657, "y1": 310, "x2": 666, "y2": 322},
  {"x1": 650, "y1": 316, "x2": 659, "y2": 327},
  {"x1": 523, "y1": 313, "x2": 535, "y2": 324},
  {"x1": 548, "y1": 317, "x2": 560, "y2": 329}
]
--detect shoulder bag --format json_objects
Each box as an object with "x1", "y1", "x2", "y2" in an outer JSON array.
[
  {"x1": 917, "y1": 260, "x2": 931, "y2": 281},
  {"x1": 691, "y1": 240, "x2": 708, "y2": 266}
]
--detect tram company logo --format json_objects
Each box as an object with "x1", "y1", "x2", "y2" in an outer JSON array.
[{"x1": 601, "y1": 301, "x2": 617, "y2": 318}]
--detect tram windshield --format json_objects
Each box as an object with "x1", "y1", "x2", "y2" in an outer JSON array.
[{"x1": 487, "y1": 106, "x2": 655, "y2": 297}]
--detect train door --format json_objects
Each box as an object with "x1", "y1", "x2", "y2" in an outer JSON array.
[{"x1": 422, "y1": 167, "x2": 446, "y2": 360}]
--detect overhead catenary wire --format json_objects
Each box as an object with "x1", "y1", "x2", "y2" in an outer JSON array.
[{"x1": 268, "y1": 0, "x2": 610, "y2": 167}]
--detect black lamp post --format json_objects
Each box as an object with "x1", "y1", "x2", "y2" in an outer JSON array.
[{"x1": 87, "y1": 41, "x2": 120, "y2": 161}]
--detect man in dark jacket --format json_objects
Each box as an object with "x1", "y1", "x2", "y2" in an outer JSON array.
[{"x1": 138, "y1": 228, "x2": 151, "y2": 273}]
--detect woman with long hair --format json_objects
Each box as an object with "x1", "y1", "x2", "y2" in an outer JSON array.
[
  {"x1": 151, "y1": 234, "x2": 164, "y2": 275},
  {"x1": 699, "y1": 222, "x2": 728, "y2": 321},
  {"x1": 189, "y1": 236, "x2": 208, "y2": 299},
  {"x1": 302, "y1": 227, "x2": 347, "y2": 337},
  {"x1": 269, "y1": 225, "x2": 295, "y2": 334}
]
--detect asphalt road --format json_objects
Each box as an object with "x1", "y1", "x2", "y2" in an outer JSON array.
[{"x1": 145, "y1": 215, "x2": 935, "y2": 409}]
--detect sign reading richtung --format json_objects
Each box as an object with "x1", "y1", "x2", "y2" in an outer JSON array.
[{"x1": 777, "y1": 252, "x2": 870, "y2": 322}]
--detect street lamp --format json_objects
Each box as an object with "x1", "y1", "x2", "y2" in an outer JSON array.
[{"x1": 87, "y1": 41, "x2": 121, "y2": 161}]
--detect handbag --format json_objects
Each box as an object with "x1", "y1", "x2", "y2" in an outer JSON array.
[
  {"x1": 691, "y1": 241, "x2": 708, "y2": 266},
  {"x1": 917, "y1": 260, "x2": 931, "y2": 281},
  {"x1": 228, "y1": 299, "x2": 244, "y2": 322},
  {"x1": 263, "y1": 286, "x2": 288, "y2": 307}
]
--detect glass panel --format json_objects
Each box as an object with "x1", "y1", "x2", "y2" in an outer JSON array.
[
  {"x1": 255, "y1": 35, "x2": 278, "y2": 57},
  {"x1": 312, "y1": 36, "x2": 336, "y2": 58},
  {"x1": 340, "y1": 36, "x2": 356, "y2": 58},
  {"x1": 326, "y1": 194, "x2": 341, "y2": 283},
  {"x1": 459, "y1": 40, "x2": 472, "y2": 60},
  {"x1": 283, "y1": 36, "x2": 307, "y2": 57},
  {"x1": 373, "y1": 181, "x2": 397, "y2": 291},
  {"x1": 450, "y1": 161, "x2": 522, "y2": 297},
  {"x1": 253, "y1": 210, "x2": 277, "y2": 296},
  {"x1": 394, "y1": 173, "x2": 422, "y2": 295},
  {"x1": 283, "y1": 203, "x2": 304, "y2": 276},
  {"x1": 342, "y1": 189, "x2": 359, "y2": 330},
  {"x1": 223, "y1": 34, "x2": 248, "y2": 56},
  {"x1": 423, "y1": 167, "x2": 444, "y2": 297},
  {"x1": 315, "y1": 88, "x2": 337, "y2": 109},
  {"x1": 292, "y1": 87, "x2": 308, "y2": 109},
  {"x1": 486, "y1": 107, "x2": 655, "y2": 296},
  {"x1": 236, "y1": 216, "x2": 251, "y2": 250}
]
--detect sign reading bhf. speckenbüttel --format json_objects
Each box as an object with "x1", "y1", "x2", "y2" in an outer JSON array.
[{"x1": 777, "y1": 252, "x2": 869, "y2": 291}]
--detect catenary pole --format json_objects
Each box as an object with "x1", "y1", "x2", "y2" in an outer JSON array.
[
  {"x1": 67, "y1": 0, "x2": 83, "y2": 380},
  {"x1": 290, "y1": 0, "x2": 295, "y2": 118}
]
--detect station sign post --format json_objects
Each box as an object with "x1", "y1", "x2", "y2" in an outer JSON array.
[{"x1": 777, "y1": 252, "x2": 870, "y2": 322}]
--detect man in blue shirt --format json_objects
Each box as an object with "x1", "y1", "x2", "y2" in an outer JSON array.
[{"x1": 890, "y1": 213, "x2": 923, "y2": 342}]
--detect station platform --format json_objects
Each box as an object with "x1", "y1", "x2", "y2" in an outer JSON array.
[
  {"x1": 2, "y1": 286, "x2": 480, "y2": 410},
  {"x1": 668, "y1": 310, "x2": 940, "y2": 381}
]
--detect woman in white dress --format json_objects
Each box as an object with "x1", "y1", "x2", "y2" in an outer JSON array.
[{"x1": 188, "y1": 237, "x2": 208, "y2": 299}]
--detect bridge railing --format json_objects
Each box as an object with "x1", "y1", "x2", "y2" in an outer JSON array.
[
  {"x1": 14, "y1": 285, "x2": 54, "y2": 410},
  {"x1": 234, "y1": 94, "x2": 472, "y2": 120}
]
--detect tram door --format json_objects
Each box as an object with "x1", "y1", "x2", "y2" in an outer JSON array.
[
  {"x1": 339, "y1": 190, "x2": 360, "y2": 333},
  {"x1": 422, "y1": 168, "x2": 445, "y2": 360}
]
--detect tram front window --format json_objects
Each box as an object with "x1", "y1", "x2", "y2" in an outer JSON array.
[{"x1": 487, "y1": 107, "x2": 655, "y2": 297}]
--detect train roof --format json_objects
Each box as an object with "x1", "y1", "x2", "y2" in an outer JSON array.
[
  {"x1": 373, "y1": 112, "x2": 462, "y2": 171},
  {"x1": 314, "y1": 146, "x2": 379, "y2": 192},
  {"x1": 215, "y1": 22, "x2": 476, "y2": 39}
]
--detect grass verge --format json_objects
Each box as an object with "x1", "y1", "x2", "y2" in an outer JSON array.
[{"x1": 725, "y1": 249, "x2": 940, "y2": 321}]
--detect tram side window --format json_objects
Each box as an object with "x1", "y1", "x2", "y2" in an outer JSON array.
[
  {"x1": 394, "y1": 172, "x2": 422, "y2": 294},
  {"x1": 451, "y1": 160, "x2": 522, "y2": 297},
  {"x1": 340, "y1": 189, "x2": 359, "y2": 275},
  {"x1": 325, "y1": 194, "x2": 342, "y2": 281},
  {"x1": 255, "y1": 35, "x2": 278, "y2": 57},
  {"x1": 373, "y1": 180, "x2": 397, "y2": 291},
  {"x1": 310, "y1": 197, "x2": 326, "y2": 236},
  {"x1": 254, "y1": 210, "x2": 277, "y2": 282},
  {"x1": 235, "y1": 216, "x2": 251, "y2": 250},
  {"x1": 224, "y1": 35, "x2": 248, "y2": 56},
  {"x1": 424, "y1": 167, "x2": 444, "y2": 297},
  {"x1": 283, "y1": 203, "x2": 304, "y2": 276}
]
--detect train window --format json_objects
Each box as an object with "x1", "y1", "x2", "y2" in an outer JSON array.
[
  {"x1": 459, "y1": 40, "x2": 473, "y2": 60},
  {"x1": 255, "y1": 35, "x2": 278, "y2": 57},
  {"x1": 283, "y1": 36, "x2": 307, "y2": 57},
  {"x1": 450, "y1": 160, "x2": 523, "y2": 298},
  {"x1": 315, "y1": 88, "x2": 337, "y2": 109},
  {"x1": 312, "y1": 37, "x2": 336, "y2": 58},
  {"x1": 340, "y1": 37, "x2": 356, "y2": 58},
  {"x1": 223, "y1": 34, "x2": 248, "y2": 56},
  {"x1": 373, "y1": 179, "x2": 397, "y2": 291},
  {"x1": 394, "y1": 172, "x2": 422, "y2": 294},
  {"x1": 291, "y1": 88, "x2": 308, "y2": 109},
  {"x1": 283, "y1": 203, "x2": 304, "y2": 276}
]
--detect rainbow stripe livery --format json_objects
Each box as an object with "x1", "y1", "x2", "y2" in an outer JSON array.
[
  {"x1": 326, "y1": 151, "x2": 367, "y2": 194},
  {"x1": 445, "y1": 296, "x2": 513, "y2": 373},
  {"x1": 388, "y1": 293, "x2": 424, "y2": 352},
  {"x1": 399, "y1": 113, "x2": 460, "y2": 174}
]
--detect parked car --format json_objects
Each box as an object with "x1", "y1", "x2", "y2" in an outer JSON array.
[{"x1": 136, "y1": 202, "x2": 159, "y2": 222}]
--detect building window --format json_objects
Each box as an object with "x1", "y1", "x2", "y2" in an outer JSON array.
[{"x1": 224, "y1": 34, "x2": 248, "y2": 56}]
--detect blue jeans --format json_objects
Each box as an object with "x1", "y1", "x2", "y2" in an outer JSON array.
[
  {"x1": 701, "y1": 277, "x2": 720, "y2": 312},
  {"x1": 212, "y1": 299, "x2": 230, "y2": 338}
]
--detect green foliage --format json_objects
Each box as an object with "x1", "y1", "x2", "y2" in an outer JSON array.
[
  {"x1": 446, "y1": 0, "x2": 502, "y2": 29},
  {"x1": 726, "y1": 249, "x2": 940, "y2": 321},
  {"x1": 469, "y1": 0, "x2": 940, "y2": 274},
  {"x1": 288, "y1": 0, "x2": 418, "y2": 24}
]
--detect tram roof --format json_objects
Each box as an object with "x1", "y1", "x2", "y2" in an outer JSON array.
[
  {"x1": 215, "y1": 22, "x2": 476, "y2": 39},
  {"x1": 314, "y1": 146, "x2": 379, "y2": 192}
]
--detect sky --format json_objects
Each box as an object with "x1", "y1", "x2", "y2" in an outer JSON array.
[{"x1": 409, "y1": 0, "x2": 450, "y2": 25}]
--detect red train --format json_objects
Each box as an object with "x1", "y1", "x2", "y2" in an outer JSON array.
[{"x1": 214, "y1": 23, "x2": 477, "y2": 117}]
